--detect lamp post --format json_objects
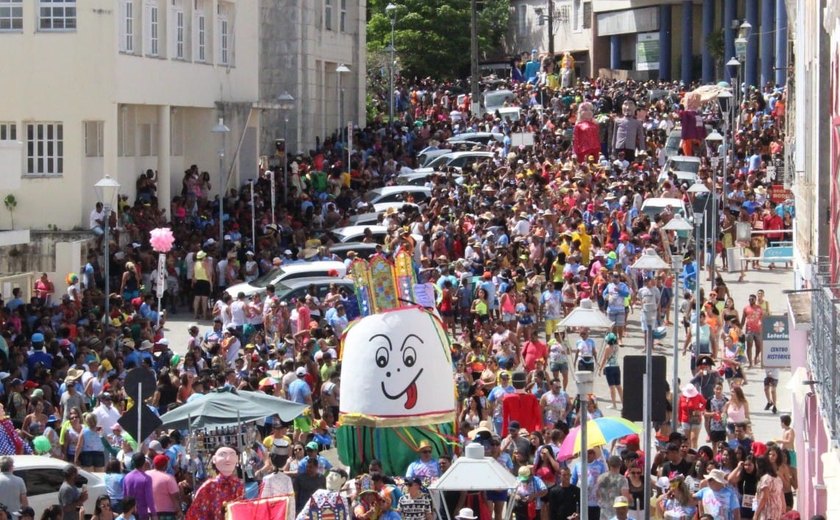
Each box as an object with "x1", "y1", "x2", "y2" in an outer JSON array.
[
  {"x1": 336, "y1": 64, "x2": 350, "y2": 142},
  {"x1": 211, "y1": 118, "x2": 230, "y2": 250},
  {"x1": 278, "y1": 91, "x2": 295, "y2": 205},
  {"x1": 575, "y1": 370, "x2": 594, "y2": 520},
  {"x1": 726, "y1": 58, "x2": 742, "y2": 136},
  {"x1": 662, "y1": 216, "x2": 694, "y2": 432},
  {"x1": 558, "y1": 299, "x2": 612, "y2": 520},
  {"x1": 268, "y1": 170, "x2": 276, "y2": 226},
  {"x1": 716, "y1": 90, "x2": 733, "y2": 222},
  {"x1": 705, "y1": 129, "x2": 724, "y2": 284},
  {"x1": 688, "y1": 181, "x2": 710, "y2": 375},
  {"x1": 631, "y1": 248, "x2": 671, "y2": 520},
  {"x1": 249, "y1": 179, "x2": 256, "y2": 249},
  {"x1": 385, "y1": 3, "x2": 398, "y2": 126},
  {"x1": 94, "y1": 175, "x2": 120, "y2": 322}
]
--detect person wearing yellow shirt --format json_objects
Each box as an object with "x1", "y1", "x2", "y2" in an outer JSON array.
[
  {"x1": 262, "y1": 421, "x2": 293, "y2": 451},
  {"x1": 574, "y1": 224, "x2": 592, "y2": 264}
]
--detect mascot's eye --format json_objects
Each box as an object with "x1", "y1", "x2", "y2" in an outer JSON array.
[
  {"x1": 403, "y1": 347, "x2": 417, "y2": 367},
  {"x1": 375, "y1": 347, "x2": 389, "y2": 368}
]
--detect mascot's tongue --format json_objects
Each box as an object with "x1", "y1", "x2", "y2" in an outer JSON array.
[{"x1": 405, "y1": 381, "x2": 418, "y2": 409}]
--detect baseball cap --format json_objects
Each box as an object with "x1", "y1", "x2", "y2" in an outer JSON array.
[
  {"x1": 148, "y1": 440, "x2": 164, "y2": 453},
  {"x1": 305, "y1": 441, "x2": 319, "y2": 451},
  {"x1": 296, "y1": 367, "x2": 307, "y2": 377}
]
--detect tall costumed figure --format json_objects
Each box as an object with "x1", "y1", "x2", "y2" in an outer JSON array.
[
  {"x1": 573, "y1": 101, "x2": 601, "y2": 164},
  {"x1": 337, "y1": 251, "x2": 457, "y2": 477}
]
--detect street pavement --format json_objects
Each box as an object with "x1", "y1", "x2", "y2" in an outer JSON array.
[{"x1": 159, "y1": 264, "x2": 794, "y2": 459}]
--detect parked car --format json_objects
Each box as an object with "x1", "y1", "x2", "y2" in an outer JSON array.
[
  {"x1": 424, "y1": 151, "x2": 495, "y2": 170},
  {"x1": 226, "y1": 261, "x2": 347, "y2": 299},
  {"x1": 273, "y1": 276, "x2": 360, "y2": 320},
  {"x1": 395, "y1": 171, "x2": 464, "y2": 186},
  {"x1": 664, "y1": 155, "x2": 702, "y2": 176},
  {"x1": 446, "y1": 132, "x2": 504, "y2": 145},
  {"x1": 13, "y1": 455, "x2": 105, "y2": 519},
  {"x1": 360, "y1": 186, "x2": 431, "y2": 205},
  {"x1": 483, "y1": 89, "x2": 515, "y2": 113},
  {"x1": 326, "y1": 242, "x2": 381, "y2": 260},
  {"x1": 328, "y1": 225, "x2": 389, "y2": 243},
  {"x1": 641, "y1": 197, "x2": 691, "y2": 238}
]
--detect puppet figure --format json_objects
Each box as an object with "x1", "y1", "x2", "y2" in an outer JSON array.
[
  {"x1": 187, "y1": 446, "x2": 245, "y2": 520},
  {"x1": 560, "y1": 52, "x2": 575, "y2": 88},
  {"x1": 611, "y1": 99, "x2": 646, "y2": 162},
  {"x1": 296, "y1": 469, "x2": 351, "y2": 520},
  {"x1": 680, "y1": 91, "x2": 707, "y2": 156},
  {"x1": 573, "y1": 102, "x2": 601, "y2": 163}
]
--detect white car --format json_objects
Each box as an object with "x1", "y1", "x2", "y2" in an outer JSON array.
[
  {"x1": 226, "y1": 260, "x2": 348, "y2": 298},
  {"x1": 360, "y1": 186, "x2": 432, "y2": 205},
  {"x1": 328, "y1": 225, "x2": 389, "y2": 243},
  {"x1": 424, "y1": 151, "x2": 495, "y2": 170},
  {"x1": 13, "y1": 455, "x2": 106, "y2": 518}
]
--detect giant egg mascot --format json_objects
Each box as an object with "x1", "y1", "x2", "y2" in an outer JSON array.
[
  {"x1": 337, "y1": 251, "x2": 456, "y2": 477},
  {"x1": 572, "y1": 101, "x2": 601, "y2": 164}
]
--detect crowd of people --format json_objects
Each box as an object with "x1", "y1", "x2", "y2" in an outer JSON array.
[{"x1": 0, "y1": 50, "x2": 812, "y2": 520}]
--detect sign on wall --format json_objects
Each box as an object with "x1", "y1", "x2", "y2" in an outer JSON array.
[
  {"x1": 636, "y1": 32, "x2": 660, "y2": 71},
  {"x1": 762, "y1": 313, "x2": 791, "y2": 368}
]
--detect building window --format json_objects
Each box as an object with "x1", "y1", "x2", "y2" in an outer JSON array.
[
  {"x1": 218, "y1": 16, "x2": 228, "y2": 64},
  {"x1": 0, "y1": 123, "x2": 16, "y2": 141},
  {"x1": 515, "y1": 4, "x2": 526, "y2": 36},
  {"x1": 582, "y1": 2, "x2": 591, "y2": 29},
  {"x1": 38, "y1": 0, "x2": 76, "y2": 31},
  {"x1": 146, "y1": 2, "x2": 159, "y2": 56},
  {"x1": 121, "y1": 0, "x2": 134, "y2": 53},
  {"x1": 339, "y1": 0, "x2": 346, "y2": 32},
  {"x1": 84, "y1": 121, "x2": 104, "y2": 157},
  {"x1": 139, "y1": 123, "x2": 157, "y2": 156},
  {"x1": 26, "y1": 122, "x2": 63, "y2": 176},
  {"x1": 325, "y1": 0, "x2": 332, "y2": 31},
  {"x1": 174, "y1": 9, "x2": 184, "y2": 58},
  {"x1": 0, "y1": 0, "x2": 23, "y2": 31},
  {"x1": 572, "y1": 0, "x2": 581, "y2": 32},
  {"x1": 196, "y1": 11, "x2": 205, "y2": 62},
  {"x1": 118, "y1": 106, "x2": 136, "y2": 157}
]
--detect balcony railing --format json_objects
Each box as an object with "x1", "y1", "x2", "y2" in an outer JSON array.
[{"x1": 810, "y1": 260, "x2": 840, "y2": 441}]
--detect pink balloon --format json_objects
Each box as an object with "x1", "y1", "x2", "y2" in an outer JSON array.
[{"x1": 149, "y1": 227, "x2": 175, "y2": 253}]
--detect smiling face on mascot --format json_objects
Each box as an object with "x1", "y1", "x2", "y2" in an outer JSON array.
[{"x1": 339, "y1": 306, "x2": 454, "y2": 419}]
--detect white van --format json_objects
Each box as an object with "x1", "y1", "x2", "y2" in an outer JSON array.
[{"x1": 226, "y1": 260, "x2": 348, "y2": 298}]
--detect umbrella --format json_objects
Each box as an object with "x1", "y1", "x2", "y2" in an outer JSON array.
[
  {"x1": 557, "y1": 417, "x2": 641, "y2": 459},
  {"x1": 159, "y1": 388, "x2": 307, "y2": 429},
  {"x1": 690, "y1": 84, "x2": 731, "y2": 103},
  {"x1": 259, "y1": 376, "x2": 281, "y2": 387}
]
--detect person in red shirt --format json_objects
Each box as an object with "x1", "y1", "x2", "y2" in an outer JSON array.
[
  {"x1": 521, "y1": 330, "x2": 547, "y2": 372},
  {"x1": 678, "y1": 383, "x2": 707, "y2": 449}
]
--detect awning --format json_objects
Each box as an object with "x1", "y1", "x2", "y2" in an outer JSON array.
[{"x1": 787, "y1": 292, "x2": 813, "y2": 331}]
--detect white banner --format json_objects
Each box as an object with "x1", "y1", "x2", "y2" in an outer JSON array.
[{"x1": 156, "y1": 253, "x2": 166, "y2": 298}]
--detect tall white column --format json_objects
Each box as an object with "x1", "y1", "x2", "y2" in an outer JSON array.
[{"x1": 157, "y1": 105, "x2": 172, "y2": 220}]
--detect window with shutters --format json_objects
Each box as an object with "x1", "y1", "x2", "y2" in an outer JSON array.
[
  {"x1": 146, "y1": 2, "x2": 159, "y2": 56},
  {"x1": 339, "y1": 0, "x2": 346, "y2": 32},
  {"x1": 218, "y1": 16, "x2": 228, "y2": 64},
  {"x1": 121, "y1": 0, "x2": 134, "y2": 52},
  {"x1": 515, "y1": 4, "x2": 526, "y2": 36},
  {"x1": 174, "y1": 9, "x2": 184, "y2": 58},
  {"x1": 25, "y1": 122, "x2": 63, "y2": 176},
  {"x1": 0, "y1": 0, "x2": 23, "y2": 31},
  {"x1": 582, "y1": 1, "x2": 592, "y2": 29},
  {"x1": 325, "y1": 0, "x2": 332, "y2": 31},
  {"x1": 84, "y1": 121, "x2": 104, "y2": 158},
  {"x1": 195, "y1": 10, "x2": 205, "y2": 62},
  {"x1": 0, "y1": 122, "x2": 17, "y2": 141},
  {"x1": 38, "y1": 0, "x2": 75, "y2": 31}
]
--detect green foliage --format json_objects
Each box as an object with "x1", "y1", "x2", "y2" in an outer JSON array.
[
  {"x1": 366, "y1": 0, "x2": 510, "y2": 79},
  {"x1": 3, "y1": 194, "x2": 16, "y2": 230}
]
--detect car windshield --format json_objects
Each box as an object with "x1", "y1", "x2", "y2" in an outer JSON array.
[
  {"x1": 249, "y1": 267, "x2": 284, "y2": 289},
  {"x1": 363, "y1": 190, "x2": 382, "y2": 203},
  {"x1": 670, "y1": 160, "x2": 700, "y2": 173}
]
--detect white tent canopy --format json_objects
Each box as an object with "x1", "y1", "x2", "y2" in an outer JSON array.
[{"x1": 428, "y1": 443, "x2": 519, "y2": 520}]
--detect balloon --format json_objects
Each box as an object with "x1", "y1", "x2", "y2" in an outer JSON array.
[
  {"x1": 65, "y1": 273, "x2": 78, "y2": 285},
  {"x1": 33, "y1": 435, "x2": 51, "y2": 454},
  {"x1": 171, "y1": 354, "x2": 181, "y2": 367},
  {"x1": 149, "y1": 227, "x2": 175, "y2": 253}
]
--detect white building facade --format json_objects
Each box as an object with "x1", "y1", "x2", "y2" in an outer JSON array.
[
  {"x1": 509, "y1": 0, "x2": 595, "y2": 77},
  {"x1": 0, "y1": 1, "x2": 367, "y2": 230}
]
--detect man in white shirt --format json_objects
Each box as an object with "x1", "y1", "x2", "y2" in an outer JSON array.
[
  {"x1": 89, "y1": 202, "x2": 105, "y2": 235},
  {"x1": 92, "y1": 392, "x2": 122, "y2": 433},
  {"x1": 512, "y1": 212, "x2": 531, "y2": 237},
  {"x1": 229, "y1": 292, "x2": 248, "y2": 333}
]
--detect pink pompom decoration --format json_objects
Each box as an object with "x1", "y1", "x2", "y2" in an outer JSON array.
[{"x1": 149, "y1": 227, "x2": 175, "y2": 253}]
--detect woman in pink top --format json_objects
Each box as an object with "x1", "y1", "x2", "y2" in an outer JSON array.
[{"x1": 723, "y1": 386, "x2": 750, "y2": 438}]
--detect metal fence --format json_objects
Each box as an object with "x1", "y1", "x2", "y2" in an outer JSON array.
[{"x1": 810, "y1": 261, "x2": 840, "y2": 441}]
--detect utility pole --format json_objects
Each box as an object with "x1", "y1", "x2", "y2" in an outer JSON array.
[
  {"x1": 470, "y1": 0, "x2": 480, "y2": 115},
  {"x1": 547, "y1": 0, "x2": 554, "y2": 57}
]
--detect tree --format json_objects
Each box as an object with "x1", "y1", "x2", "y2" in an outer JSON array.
[
  {"x1": 3, "y1": 194, "x2": 16, "y2": 230},
  {"x1": 366, "y1": 0, "x2": 509, "y2": 80}
]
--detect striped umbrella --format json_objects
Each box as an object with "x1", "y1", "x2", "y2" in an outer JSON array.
[{"x1": 556, "y1": 417, "x2": 641, "y2": 460}]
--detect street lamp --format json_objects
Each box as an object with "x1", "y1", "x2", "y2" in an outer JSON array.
[
  {"x1": 336, "y1": 64, "x2": 351, "y2": 142},
  {"x1": 278, "y1": 91, "x2": 295, "y2": 205},
  {"x1": 385, "y1": 2, "x2": 398, "y2": 125},
  {"x1": 211, "y1": 118, "x2": 230, "y2": 251},
  {"x1": 574, "y1": 370, "x2": 594, "y2": 520},
  {"x1": 631, "y1": 248, "x2": 671, "y2": 520},
  {"x1": 705, "y1": 129, "x2": 724, "y2": 284},
  {"x1": 662, "y1": 217, "x2": 693, "y2": 432},
  {"x1": 94, "y1": 175, "x2": 120, "y2": 321},
  {"x1": 559, "y1": 299, "x2": 612, "y2": 520}
]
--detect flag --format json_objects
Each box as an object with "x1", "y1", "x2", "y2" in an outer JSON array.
[{"x1": 226, "y1": 495, "x2": 290, "y2": 520}]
